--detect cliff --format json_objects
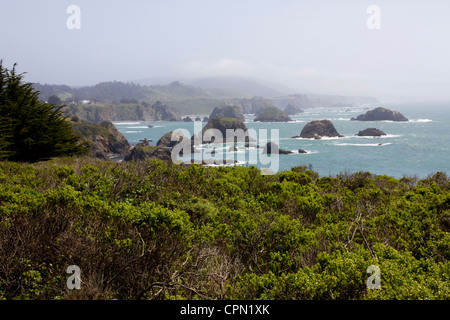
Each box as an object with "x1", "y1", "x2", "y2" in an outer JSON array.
[
  {"x1": 153, "y1": 101, "x2": 182, "y2": 121},
  {"x1": 284, "y1": 103, "x2": 304, "y2": 115},
  {"x1": 71, "y1": 120, "x2": 131, "y2": 160},
  {"x1": 64, "y1": 101, "x2": 181, "y2": 122}
]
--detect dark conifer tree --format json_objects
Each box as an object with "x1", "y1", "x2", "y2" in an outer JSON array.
[{"x1": 0, "y1": 61, "x2": 88, "y2": 162}]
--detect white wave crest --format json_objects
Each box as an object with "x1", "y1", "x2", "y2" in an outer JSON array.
[
  {"x1": 335, "y1": 142, "x2": 392, "y2": 147},
  {"x1": 410, "y1": 119, "x2": 433, "y2": 123},
  {"x1": 112, "y1": 122, "x2": 141, "y2": 125}
]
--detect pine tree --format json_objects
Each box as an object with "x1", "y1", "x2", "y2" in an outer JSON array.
[{"x1": 0, "y1": 61, "x2": 88, "y2": 162}]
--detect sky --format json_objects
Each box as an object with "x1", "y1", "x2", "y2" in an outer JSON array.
[{"x1": 1, "y1": 0, "x2": 449, "y2": 102}]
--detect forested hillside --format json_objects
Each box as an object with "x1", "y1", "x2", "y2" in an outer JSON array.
[{"x1": 33, "y1": 81, "x2": 379, "y2": 116}]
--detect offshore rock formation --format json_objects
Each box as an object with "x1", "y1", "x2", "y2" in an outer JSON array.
[
  {"x1": 254, "y1": 106, "x2": 292, "y2": 122},
  {"x1": 197, "y1": 117, "x2": 249, "y2": 144},
  {"x1": 356, "y1": 128, "x2": 386, "y2": 137},
  {"x1": 209, "y1": 105, "x2": 245, "y2": 122},
  {"x1": 299, "y1": 120, "x2": 343, "y2": 139},
  {"x1": 262, "y1": 142, "x2": 293, "y2": 154},
  {"x1": 351, "y1": 107, "x2": 408, "y2": 122}
]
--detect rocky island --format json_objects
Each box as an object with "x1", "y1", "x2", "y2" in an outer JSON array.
[
  {"x1": 351, "y1": 107, "x2": 408, "y2": 122},
  {"x1": 197, "y1": 117, "x2": 249, "y2": 144},
  {"x1": 356, "y1": 128, "x2": 386, "y2": 137},
  {"x1": 254, "y1": 106, "x2": 292, "y2": 122},
  {"x1": 209, "y1": 105, "x2": 245, "y2": 122},
  {"x1": 296, "y1": 120, "x2": 343, "y2": 139}
]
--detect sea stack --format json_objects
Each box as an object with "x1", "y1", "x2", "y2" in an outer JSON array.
[
  {"x1": 299, "y1": 120, "x2": 343, "y2": 139},
  {"x1": 351, "y1": 107, "x2": 408, "y2": 122},
  {"x1": 356, "y1": 128, "x2": 386, "y2": 137},
  {"x1": 196, "y1": 117, "x2": 249, "y2": 144},
  {"x1": 209, "y1": 105, "x2": 245, "y2": 122},
  {"x1": 254, "y1": 106, "x2": 292, "y2": 122}
]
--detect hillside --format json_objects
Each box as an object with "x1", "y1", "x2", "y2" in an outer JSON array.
[{"x1": 33, "y1": 80, "x2": 380, "y2": 117}]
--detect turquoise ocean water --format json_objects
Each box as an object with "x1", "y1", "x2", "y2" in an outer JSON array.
[{"x1": 113, "y1": 101, "x2": 450, "y2": 179}]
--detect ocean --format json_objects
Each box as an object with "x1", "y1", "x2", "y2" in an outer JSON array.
[{"x1": 113, "y1": 101, "x2": 450, "y2": 179}]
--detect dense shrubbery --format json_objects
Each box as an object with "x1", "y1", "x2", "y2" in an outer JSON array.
[{"x1": 0, "y1": 158, "x2": 449, "y2": 300}]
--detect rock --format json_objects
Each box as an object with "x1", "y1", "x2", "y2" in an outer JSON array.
[
  {"x1": 158, "y1": 130, "x2": 200, "y2": 155},
  {"x1": 198, "y1": 117, "x2": 250, "y2": 144},
  {"x1": 153, "y1": 101, "x2": 182, "y2": 121},
  {"x1": 139, "y1": 138, "x2": 152, "y2": 145},
  {"x1": 125, "y1": 145, "x2": 172, "y2": 162},
  {"x1": 300, "y1": 120, "x2": 343, "y2": 139},
  {"x1": 183, "y1": 116, "x2": 193, "y2": 122},
  {"x1": 157, "y1": 130, "x2": 187, "y2": 148},
  {"x1": 195, "y1": 116, "x2": 202, "y2": 121},
  {"x1": 298, "y1": 148, "x2": 307, "y2": 154},
  {"x1": 232, "y1": 96, "x2": 277, "y2": 114},
  {"x1": 147, "y1": 124, "x2": 154, "y2": 128},
  {"x1": 245, "y1": 143, "x2": 260, "y2": 149},
  {"x1": 203, "y1": 116, "x2": 209, "y2": 122},
  {"x1": 72, "y1": 120, "x2": 131, "y2": 161},
  {"x1": 351, "y1": 107, "x2": 408, "y2": 121},
  {"x1": 254, "y1": 106, "x2": 292, "y2": 122},
  {"x1": 262, "y1": 142, "x2": 293, "y2": 155},
  {"x1": 284, "y1": 103, "x2": 304, "y2": 115},
  {"x1": 356, "y1": 128, "x2": 386, "y2": 137},
  {"x1": 209, "y1": 105, "x2": 245, "y2": 122}
]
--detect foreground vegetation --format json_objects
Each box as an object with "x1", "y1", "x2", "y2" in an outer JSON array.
[{"x1": 0, "y1": 157, "x2": 449, "y2": 300}]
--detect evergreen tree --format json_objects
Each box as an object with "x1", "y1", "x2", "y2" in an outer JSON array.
[
  {"x1": 0, "y1": 61, "x2": 88, "y2": 162},
  {"x1": 47, "y1": 94, "x2": 62, "y2": 106}
]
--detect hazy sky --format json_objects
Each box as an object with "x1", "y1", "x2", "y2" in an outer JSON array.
[{"x1": 1, "y1": 0, "x2": 449, "y2": 101}]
